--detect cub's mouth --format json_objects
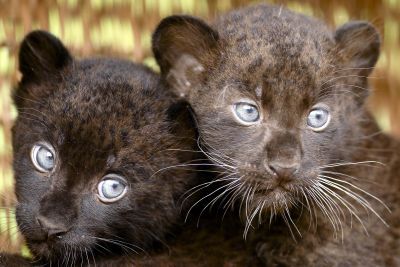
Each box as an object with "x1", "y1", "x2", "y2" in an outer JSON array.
[
  {"x1": 243, "y1": 180, "x2": 302, "y2": 212},
  {"x1": 27, "y1": 239, "x2": 60, "y2": 260},
  {"x1": 25, "y1": 229, "x2": 97, "y2": 261},
  {"x1": 226, "y1": 166, "x2": 321, "y2": 236},
  {"x1": 240, "y1": 167, "x2": 315, "y2": 207}
]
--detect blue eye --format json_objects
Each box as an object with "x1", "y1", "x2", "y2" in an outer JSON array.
[
  {"x1": 233, "y1": 102, "x2": 260, "y2": 124},
  {"x1": 31, "y1": 143, "x2": 55, "y2": 172},
  {"x1": 97, "y1": 175, "x2": 128, "y2": 203},
  {"x1": 307, "y1": 107, "x2": 330, "y2": 131}
]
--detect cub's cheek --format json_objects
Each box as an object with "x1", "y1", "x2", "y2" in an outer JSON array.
[
  {"x1": 27, "y1": 242, "x2": 52, "y2": 258},
  {"x1": 15, "y1": 204, "x2": 48, "y2": 241}
]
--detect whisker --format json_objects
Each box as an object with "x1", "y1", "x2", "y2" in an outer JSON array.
[
  {"x1": 196, "y1": 179, "x2": 242, "y2": 226},
  {"x1": 151, "y1": 163, "x2": 235, "y2": 179},
  {"x1": 320, "y1": 173, "x2": 390, "y2": 212},
  {"x1": 180, "y1": 173, "x2": 239, "y2": 208},
  {"x1": 319, "y1": 176, "x2": 389, "y2": 227},
  {"x1": 320, "y1": 160, "x2": 385, "y2": 169},
  {"x1": 184, "y1": 178, "x2": 241, "y2": 223},
  {"x1": 320, "y1": 74, "x2": 382, "y2": 88},
  {"x1": 285, "y1": 202, "x2": 301, "y2": 237},
  {"x1": 307, "y1": 186, "x2": 340, "y2": 235},
  {"x1": 300, "y1": 188, "x2": 316, "y2": 231},
  {"x1": 318, "y1": 183, "x2": 369, "y2": 234}
]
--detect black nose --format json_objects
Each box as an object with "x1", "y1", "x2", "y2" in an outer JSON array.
[
  {"x1": 37, "y1": 216, "x2": 68, "y2": 238},
  {"x1": 268, "y1": 162, "x2": 299, "y2": 179}
]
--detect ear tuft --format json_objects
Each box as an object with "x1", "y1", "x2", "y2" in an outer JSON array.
[
  {"x1": 334, "y1": 21, "x2": 380, "y2": 74},
  {"x1": 19, "y1": 30, "x2": 72, "y2": 82}
]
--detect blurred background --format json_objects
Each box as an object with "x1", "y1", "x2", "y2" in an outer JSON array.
[{"x1": 0, "y1": 0, "x2": 399, "y2": 256}]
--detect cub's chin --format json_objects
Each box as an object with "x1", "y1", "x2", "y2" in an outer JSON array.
[
  {"x1": 237, "y1": 185, "x2": 309, "y2": 237},
  {"x1": 253, "y1": 188, "x2": 296, "y2": 209},
  {"x1": 26, "y1": 233, "x2": 97, "y2": 261},
  {"x1": 27, "y1": 240, "x2": 54, "y2": 260}
]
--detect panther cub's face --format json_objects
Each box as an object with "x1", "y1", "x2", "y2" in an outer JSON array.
[
  {"x1": 152, "y1": 5, "x2": 382, "y2": 233},
  {"x1": 13, "y1": 31, "x2": 194, "y2": 263}
]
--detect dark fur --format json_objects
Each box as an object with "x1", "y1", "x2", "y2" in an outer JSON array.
[
  {"x1": 0, "y1": 253, "x2": 31, "y2": 266},
  {"x1": 152, "y1": 4, "x2": 400, "y2": 266},
  {"x1": 6, "y1": 30, "x2": 200, "y2": 266}
]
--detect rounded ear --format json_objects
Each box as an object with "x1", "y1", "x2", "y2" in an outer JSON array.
[
  {"x1": 152, "y1": 15, "x2": 219, "y2": 98},
  {"x1": 19, "y1": 30, "x2": 72, "y2": 83},
  {"x1": 334, "y1": 21, "x2": 380, "y2": 75}
]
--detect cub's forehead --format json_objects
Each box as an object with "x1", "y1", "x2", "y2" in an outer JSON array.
[
  {"x1": 37, "y1": 84, "x2": 156, "y2": 151},
  {"x1": 25, "y1": 61, "x2": 169, "y2": 151},
  {"x1": 215, "y1": 41, "x2": 331, "y2": 98},
  {"x1": 215, "y1": 4, "x2": 332, "y2": 44},
  {"x1": 48, "y1": 72, "x2": 155, "y2": 120},
  {"x1": 213, "y1": 5, "x2": 335, "y2": 90}
]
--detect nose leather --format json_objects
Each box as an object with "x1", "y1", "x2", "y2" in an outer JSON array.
[
  {"x1": 268, "y1": 162, "x2": 299, "y2": 179},
  {"x1": 37, "y1": 215, "x2": 68, "y2": 238},
  {"x1": 264, "y1": 128, "x2": 302, "y2": 181}
]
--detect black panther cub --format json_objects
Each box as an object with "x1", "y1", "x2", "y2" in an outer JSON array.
[
  {"x1": 152, "y1": 4, "x2": 400, "y2": 266},
  {"x1": 0, "y1": 30, "x2": 198, "y2": 266}
]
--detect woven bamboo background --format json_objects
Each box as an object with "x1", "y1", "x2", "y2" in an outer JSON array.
[{"x1": 0, "y1": 0, "x2": 399, "y2": 255}]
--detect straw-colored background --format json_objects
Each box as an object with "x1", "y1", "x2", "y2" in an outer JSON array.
[{"x1": 0, "y1": 0, "x2": 399, "y2": 256}]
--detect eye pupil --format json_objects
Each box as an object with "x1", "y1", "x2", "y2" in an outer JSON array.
[{"x1": 45, "y1": 152, "x2": 53, "y2": 160}]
